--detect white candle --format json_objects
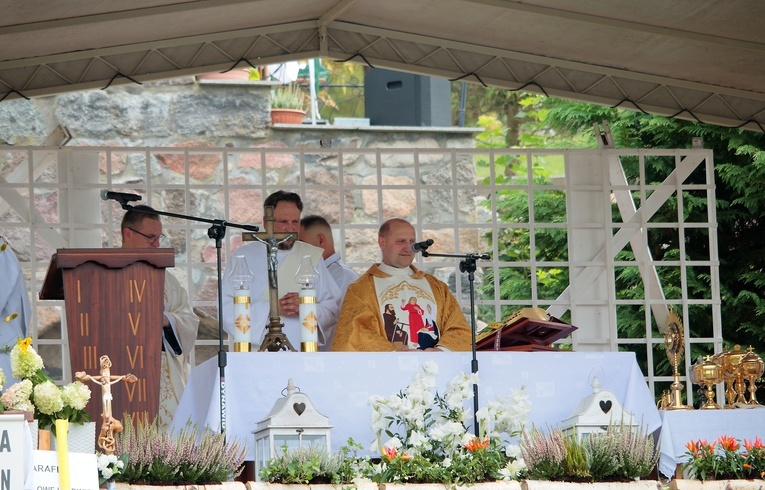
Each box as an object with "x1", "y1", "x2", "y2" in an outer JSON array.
[
  {"x1": 233, "y1": 287, "x2": 251, "y2": 351},
  {"x1": 299, "y1": 287, "x2": 319, "y2": 351}
]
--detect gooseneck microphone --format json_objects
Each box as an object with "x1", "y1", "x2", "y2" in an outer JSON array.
[
  {"x1": 100, "y1": 189, "x2": 142, "y2": 202},
  {"x1": 411, "y1": 238, "x2": 434, "y2": 253}
]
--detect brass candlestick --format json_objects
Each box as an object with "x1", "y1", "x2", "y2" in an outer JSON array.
[
  {"x1": 663, "y1": 308, "x2": 692, "y2": 410},
  {"x1": 693, "y1": 355, "x2": 723, "y2": 410},
  {"x1": 741, "y1": 346, "x2": 764, "y2": 405}
]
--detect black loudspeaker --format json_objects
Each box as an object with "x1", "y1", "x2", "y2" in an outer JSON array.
[{"x1": 365, "y1": 69, "x2": 452, "y2": 127}]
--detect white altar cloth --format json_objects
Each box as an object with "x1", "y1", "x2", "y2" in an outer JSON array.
[
  {"x1": 172, "y1": 351, "x2": 660, "y2": 461},
  {"x1": 658, "y1": 408, "x2": 765, "y2": 478}
]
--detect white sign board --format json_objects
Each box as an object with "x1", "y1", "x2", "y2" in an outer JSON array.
[
  {"x1": 31, "y1": 450, "x2": 99, "y2": 490},
  {"x1": 0, "y1": 412, "x2": 31, "y2": 490}
]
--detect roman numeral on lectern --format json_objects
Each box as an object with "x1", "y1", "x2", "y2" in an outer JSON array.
[
  {"x1": 126, "y1": 377, "x2": 146, "y2": 402},
  {"x1": 126, "y1": 345, "x2": 144, "y2": 369}
]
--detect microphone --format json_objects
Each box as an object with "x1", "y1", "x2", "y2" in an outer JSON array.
[
  {"x1": 100, "y1": 190, "x2": 142, "y2": 203},
  {"x1": 411, "y1": 238, "x2": 434, "y2": 253}
]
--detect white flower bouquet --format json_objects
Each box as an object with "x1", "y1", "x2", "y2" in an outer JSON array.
[
  {"x1": 365, "y1": 360, "x2": 532, "y2": 483},
  {"x1": 0, "y1": 337, "x2": 92, "y2": 433},
  {"x1": 97, "y1": 452, "x2": 127, "y2": 484}
]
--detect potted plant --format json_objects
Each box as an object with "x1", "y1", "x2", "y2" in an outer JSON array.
[
  {"x1": 112, "y1": 414, "x2": 246, "y2": 486},
  {"x1": 270, "y1": 83, "x2": 307, "y2": 124}
]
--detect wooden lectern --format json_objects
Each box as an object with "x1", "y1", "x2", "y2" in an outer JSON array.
[{"x1": 40, "y1": 248, "x2": 174, "y2": 425}]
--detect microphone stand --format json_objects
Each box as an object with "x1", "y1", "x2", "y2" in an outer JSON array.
[
  {"x1": 421, "y1": 248, "x2": 489, "y2": 437},
  {"x1": 118, "y1": 199, "x2": 259, "y2": 437}
]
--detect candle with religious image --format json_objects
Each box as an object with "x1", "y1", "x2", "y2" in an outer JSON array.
[
  {"x1": 295, "y1": 255, "x2": 319, "y2": 352},
  {"x1": 228, "y1": 255, "x2": 254, "y2": 352}
]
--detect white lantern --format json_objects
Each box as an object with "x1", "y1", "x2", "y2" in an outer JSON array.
[
  {"x1": 560, "y1": 376, "x2": 639, "y2": 441},
  {"x1": 252, "y1": 379, "x2": 333, "y2": 481}
]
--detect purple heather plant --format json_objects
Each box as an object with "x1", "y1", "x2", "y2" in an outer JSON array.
[
  {"x1": 520, "y1": 422, "x2": 658, "y2": 482},
  {"x1": 115, "y1": 414, "x2": 246, "y2": 485}
]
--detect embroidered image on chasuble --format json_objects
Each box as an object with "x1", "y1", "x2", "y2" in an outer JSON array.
[
  {"x1": 375, "y1": 274, "x2": 439, "y2": 349},
  {"x1": 332, "y1": 264, "x2": 471, "y2": 352}
]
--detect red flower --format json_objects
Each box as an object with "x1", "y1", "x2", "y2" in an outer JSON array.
[
  {"x1": 382, "y1": 445, "x2": 412, "y2": 461},
  {"x1": 464, "y1": 436, "x2": 490, "y2": 452},
  {"x1": 382, "y1": 446, "x2": 399, "y2": 461},
  {"x1": 744, "y1": 436, "x2": 764, "y2": 450},
  {"x1": 686, "y1": 438, "x2": 715, "y2": 458},
  {"x1": 717, "y1": 435, "x2": 740, "y2": 452}
]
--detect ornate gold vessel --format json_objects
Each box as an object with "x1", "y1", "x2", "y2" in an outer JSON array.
[
  {"x1": 693, "y1": 355, "x2": 723, "y2": 410},
  {"x1": 663, "y1": 308, "x2": 692, "y2": 410},
  {"x1": 741, "y1": 346, "x2": 764, "y2": 405}
]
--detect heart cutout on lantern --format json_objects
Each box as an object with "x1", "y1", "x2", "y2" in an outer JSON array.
[
  {"x1": 599, "y1": 400, "x2": 612, "y2": 414},
  {"x1": 293, "y1": 402, "x2": 306, "y2": 415}
]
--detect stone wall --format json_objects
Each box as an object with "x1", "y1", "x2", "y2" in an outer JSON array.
[{"x1": 0, "y1": 76, "x2": 482, "y2": 364}]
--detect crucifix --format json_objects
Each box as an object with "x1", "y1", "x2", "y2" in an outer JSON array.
[
  {"x1": 75, "y1": 355, "x2": 137, "y2": 455},
  {"x1": 250, "y1": 205, "x2": 297, "y2": 352}
]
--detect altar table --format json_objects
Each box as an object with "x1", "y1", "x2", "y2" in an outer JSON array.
[
  {"x1": 172, "y1": 351, "x2": 660, "y2": 461},
  {"x1": 658, "y1": 408, "x2": 765, "y2": 479}
]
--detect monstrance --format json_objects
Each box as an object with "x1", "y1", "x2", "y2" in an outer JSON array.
[{"x1": 663, "y1": 308, "x2": 692, "y2": 410}]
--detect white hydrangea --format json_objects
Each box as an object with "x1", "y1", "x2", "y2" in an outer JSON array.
[
  {"x1": 32, "y1": 381, "x2": 64, "y2": 415},
  {"x1": 61, "y1": 381, "x2": 91, "y2": 411}
]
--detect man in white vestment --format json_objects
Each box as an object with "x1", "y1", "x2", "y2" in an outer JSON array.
[
  {"x1": 0, "y1": 236, "x2": 31, "y2": 386},
  {"x1": 299, "y1": 215, "x2": 359, "y2": 295},
  {"x1": 222, "y1": 191, "x2": 342, "y2": 350},
  {"x1": 120, "y1": 205, "x2": 199, "y2": 426}
]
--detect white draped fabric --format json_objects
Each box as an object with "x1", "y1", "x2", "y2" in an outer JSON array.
[
  {"x1": 158, "y1": 271, "x2": 200, "y2": 427},
  {"x1": 172, "y1": 351, "x2": 661, "y2": 461},
  {"x1": 0, "y1": 238, "x2": 30, "y2": 386}
]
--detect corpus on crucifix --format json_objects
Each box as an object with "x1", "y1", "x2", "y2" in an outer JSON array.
[
  {"x1": 249, "y1": 205, "x2": 297, "y2": 352},
  {"x1": 76, "y1": 355, "x2": 138, "y2": 455}
]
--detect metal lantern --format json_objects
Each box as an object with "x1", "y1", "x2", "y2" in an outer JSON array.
[
  {"x1": 561, "y1": 376, "x2": 638, "y2": 441},
  {"x1": 252, "y1": 379, "x2": 333, "y2": 481}
]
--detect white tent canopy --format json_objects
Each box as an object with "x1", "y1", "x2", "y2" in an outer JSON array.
[{"x1": 2, "y1": 0, "x2": 765, "y2": 131}]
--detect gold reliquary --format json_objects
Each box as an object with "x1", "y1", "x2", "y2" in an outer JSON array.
[{"x1": 476, "y1": 307, "x2": 577, "y2": 351}]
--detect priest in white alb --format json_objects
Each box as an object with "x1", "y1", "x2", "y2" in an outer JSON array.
[
  {"x1": 120, "y1": 205, "x2": 200, "y2": 426},
  {"x1": 221, "y1": 190, "x2": 342, "y2": 350}
]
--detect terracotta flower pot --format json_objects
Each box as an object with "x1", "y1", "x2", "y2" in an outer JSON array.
[{"x1": 270, "y1": 109, "x2": 306, "y2": 124}]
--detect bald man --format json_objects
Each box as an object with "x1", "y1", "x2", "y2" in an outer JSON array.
[{"x1": 331, "y1": 218, "x2": 470, "y2": 352}]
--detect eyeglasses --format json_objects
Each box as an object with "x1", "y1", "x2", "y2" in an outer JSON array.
[{"x1": 128, "y1": 227, "x2": 165, "y2": 245}]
